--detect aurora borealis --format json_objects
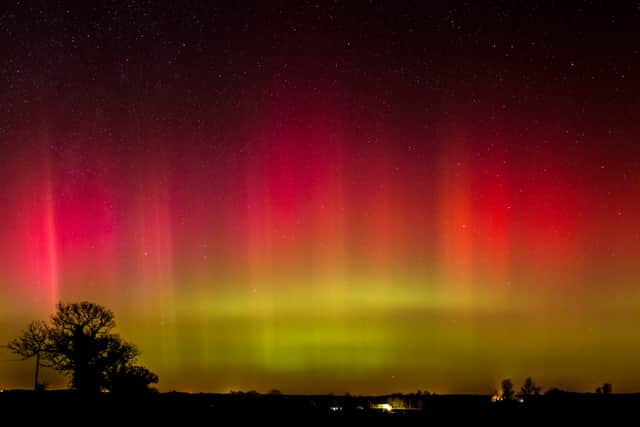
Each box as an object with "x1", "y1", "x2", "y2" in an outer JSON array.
[{"x1": 2, "y1": 2, "x2": 640, "y2": 394}]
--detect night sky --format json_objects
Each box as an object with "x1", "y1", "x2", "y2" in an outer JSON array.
[{"x1": 2, "y1": 1, "x2": 640, "y2": 394}]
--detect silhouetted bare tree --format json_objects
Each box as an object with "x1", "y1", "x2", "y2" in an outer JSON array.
[
  {"x1": 8, "y1": 301, "x2": 158, "y2": 393},
  {"x1": 500, "y1": 378, "x2": 514, "y2": 401},
  {"x1": 46, "y1": 302, "x2": 118, "y2": 392},
  {"x1": 102, "y1": 334, "x2": 158, "y2": 393},
  {"x1": 7, "y1": 320, "x2": 50, "y2": 390},
  {"x1": 517, "y1": 377, "x2": 541, "y2": 400}
]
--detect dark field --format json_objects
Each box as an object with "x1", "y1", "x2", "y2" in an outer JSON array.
[{"x1": 1, "y1": 390, "x2": 638, "y2": 424}]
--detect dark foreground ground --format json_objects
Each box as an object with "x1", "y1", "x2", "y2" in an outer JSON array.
[{"x1": 1, "y1": 389, "x2": 639, "y2": 424}]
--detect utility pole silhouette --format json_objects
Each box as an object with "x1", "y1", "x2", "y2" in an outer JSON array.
[{"x1": 33, "y1": 349, "x2": 41, "y2": 391}]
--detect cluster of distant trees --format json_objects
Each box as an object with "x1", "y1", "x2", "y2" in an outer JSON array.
[
  {"x1": 495, "y1": 378, "x2": 541, "y2": 401},
  {"x1": 8, "y1": 301, "x2": 158, "y2": 393},
  {"x1": 496, "y1": 377, "x2": 613, "y2": 402}
]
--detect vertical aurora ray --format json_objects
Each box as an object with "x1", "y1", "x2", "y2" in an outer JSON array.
[
  {"x1": 133, "y1": 157, "x2": 177, "y2": 375},
  {"x1": 6, "y1": 129, "x2": 60, "y2": 314},
  {"x1": 437, "y1": 134, "x2": 474, "y2": 303},
  {"x1": 41, "y1": 158, "x2": 59, "y2": 309}
]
